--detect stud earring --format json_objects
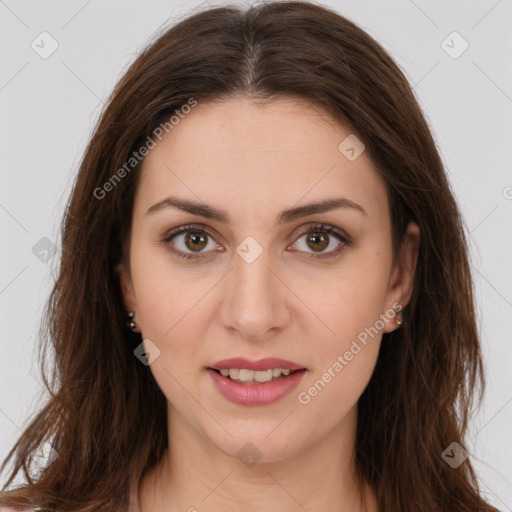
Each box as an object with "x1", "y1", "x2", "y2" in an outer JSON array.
[
  {"x1": 126, "y1": 311, "x2": 137, "y2": 331},
  {"x1": 396, "y1": 312, "x2": 403, "y2": 328}
]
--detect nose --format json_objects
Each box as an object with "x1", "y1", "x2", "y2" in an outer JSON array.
[{"x1": 219, "y1": 245, "x2": 290, "y2": 342}]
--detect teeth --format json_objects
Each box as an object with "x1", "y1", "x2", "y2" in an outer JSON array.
[
  {"x1": 217, "y1": 368, "x2": 295, "y2": 383},
  {"x1": 238, "y1": 369, "x2": 256, "y2": 382}
]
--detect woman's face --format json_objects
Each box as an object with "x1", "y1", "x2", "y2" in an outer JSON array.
[{"x1": 117, "y1": 96, "x2": 419, "y2": 464}]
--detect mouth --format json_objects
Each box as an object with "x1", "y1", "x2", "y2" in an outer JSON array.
[
  {"x1": 206, "y1": 359, "x2": 307, "y2": 406},
  {"x1": 207, "y1": 367, "x2": 305, "y2": 385}
]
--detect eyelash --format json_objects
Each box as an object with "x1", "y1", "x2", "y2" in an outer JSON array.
[{"x1": 161, "y1": 223, "x2": 352, "y2": 261}]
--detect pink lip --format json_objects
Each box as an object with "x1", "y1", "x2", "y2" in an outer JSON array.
[
  {"x1": 207, "y1": 368, "x2": 307, "y2": 406},
  {"x1": 209, "y1": 357, "x2": 306, "y2": 371}
]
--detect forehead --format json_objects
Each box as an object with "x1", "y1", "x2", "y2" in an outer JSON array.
[{"x1": 134, "y1": 96, "x2": 389, "y2": 225}]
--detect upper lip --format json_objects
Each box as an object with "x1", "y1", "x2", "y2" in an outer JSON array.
[{"x1": 209, "y1": 357, "x2": 306, "y2": 371}]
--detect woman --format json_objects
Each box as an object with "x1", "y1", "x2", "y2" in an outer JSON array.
[{"x1": 0, "y1": 1, "x2": 500, "y2": 511}]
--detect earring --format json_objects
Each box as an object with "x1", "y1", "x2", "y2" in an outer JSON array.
[
  {"x1": 396, "y1": 312, "x2": 403, "y2": 328},
  {"x1": 126, "y1": 311, "x2": 137, "y2": 331}
]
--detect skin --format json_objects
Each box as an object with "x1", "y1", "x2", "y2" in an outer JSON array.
[{"x1": 116, "y1": 96, "x2": 420, "y2": 512}]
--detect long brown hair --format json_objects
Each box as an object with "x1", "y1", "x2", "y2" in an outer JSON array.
[{"x1": 0, "y1": 2, "x2": 499, "y2": 511}]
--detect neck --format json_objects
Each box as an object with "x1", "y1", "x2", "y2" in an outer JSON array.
[{"x1": 135, "y1": 403, "x2": 378, "y2": 512}]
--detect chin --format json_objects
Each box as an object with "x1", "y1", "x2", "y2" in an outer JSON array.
[{"x1": 206, "y1": 427, "x2": 308, "y2": 467}]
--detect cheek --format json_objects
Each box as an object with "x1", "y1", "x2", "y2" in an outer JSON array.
[
  {"x1": 297, "y1": 344, "x2": 379, "y2": 418},
  {"x1": 298, "y1": 276, "x2": 386, "y2": 412},
  {"x1": 300, "y1": 244, "x2": 392, "y2": 391},
  {"x1": 311, "y1": 257, "x2": 391, "y2": 344},
  {"x1": 129, "y1": 248, "x2": 212, "y2": 354}
]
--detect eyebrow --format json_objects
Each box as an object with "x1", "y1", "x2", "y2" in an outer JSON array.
[{"x1": 145, "y1": 195, "x2": 367, "y2": 224}]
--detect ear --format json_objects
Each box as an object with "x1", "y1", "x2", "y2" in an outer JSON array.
[
  {"x1": 115, "y1": 261, "x2": 138, "y2": 315},
  {"x1": 382, "y1": 221, "x2": 420, "y2": 334}
]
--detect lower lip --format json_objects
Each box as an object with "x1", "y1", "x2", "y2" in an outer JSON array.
[{"x1": 207, "y1": 368, "x2": 306, "y2": 406}]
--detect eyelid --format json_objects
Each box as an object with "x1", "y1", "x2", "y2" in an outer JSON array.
[
  {"x1": 293, "y1": 223, "x2": 350, "y2": 243},
  {"x1": 161, "y1": 222, "x2": 352, "y2": 260}
]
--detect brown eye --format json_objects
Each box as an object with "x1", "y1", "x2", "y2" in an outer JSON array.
[
  {"x1": 162, "y1": 225, "x2": 218, "y2": 260},
  {"x1": 292, "y1": 224, "x2": 351, "y2": 259},
  {"x1": 184, "y1": 232, "x2": 208, "y2": 252},
  {"x1": 163, "y1": 223, "x2": 351, "y2": 261},
  {"x1": 306, "y1": 232, "x2": 329, "y2": 252}
]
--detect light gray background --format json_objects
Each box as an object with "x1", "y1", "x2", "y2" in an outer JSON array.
[{"x1": 1, "y1": 0, "x2": 511, "y2": 509}]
